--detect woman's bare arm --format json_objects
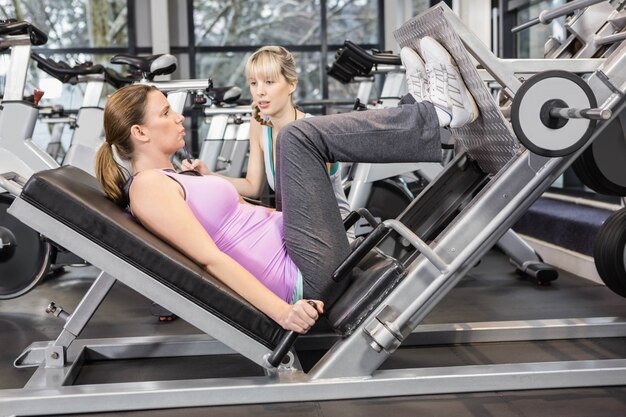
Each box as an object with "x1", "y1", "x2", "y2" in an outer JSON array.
[
  {"x1": 129, "y1": 170, "x2": 322, "y2": 332},
  {"x1": 183, "y1": 119, "x2": 267, "y2": 198}
]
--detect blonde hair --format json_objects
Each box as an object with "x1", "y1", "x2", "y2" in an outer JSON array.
[
  {"x1": 245, "y1": 45, "x2": 297, "y2": 126},
  {"x1": 95, "y1": 84, "x2": 159, "y2": 206}
]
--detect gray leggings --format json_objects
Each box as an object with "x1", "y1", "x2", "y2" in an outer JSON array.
[{"x1": 275, "y1": 98, "x2": 441, "y2": 306}]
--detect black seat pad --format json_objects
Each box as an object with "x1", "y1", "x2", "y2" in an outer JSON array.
[{"x1": 19, "y1": 166, "x2": 285, "y2": 348}]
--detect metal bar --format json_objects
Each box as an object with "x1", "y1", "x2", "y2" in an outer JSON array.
[
  {"x1": 15, "y1": 316, "x2": 626, "y2": 367},
  {"x1": 138, "y1": 79, "x2": 211, "y2": 92},
  {"x1": 383, "y1": 219, "x2": 448, "y2": 271},
  {"x1": 321, "y1": 0, "x2": 329, "y2": 102},
  {"x1": 511, "y1": 17, "x2": 540, "y2": 33},
  {"x1": 538, "y1": 0, "x2": 606, "y2": 24},
  {"x1": 595, "y1": 31, "x2": 626, "y2": 46},
  {"x1": 476, "y1": 58, "x2": 603, "y2": 83},
  {"x1": 203, "y1": 107, "x2": 253, "y2": 116},
  {"x1": 549, "y1": 106, "x2": 612, "y2": 120},
  {"x1": 3, "y1": 41, "x2": 31, "y2": 101},
  {"x1": 2, "y1": 359, "x2": 626, "y2": 415},
  {"x1": 52, "y1": 271, "x2": 116, "y2": 351}
]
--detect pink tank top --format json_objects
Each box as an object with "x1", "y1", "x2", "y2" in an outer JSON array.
[{"x1": 160, "y1": 170, "x2": 299, "y2": 302}]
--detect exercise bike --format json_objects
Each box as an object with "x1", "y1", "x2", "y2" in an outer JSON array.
[
  {"x1": 0, "y1": 19, "x2": 59, "y2": 299},
  {"x1": 30, "y1": 53, "x2": 109, "y2": 176}
]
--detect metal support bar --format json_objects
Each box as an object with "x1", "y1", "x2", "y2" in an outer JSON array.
[
  {"x1": 80, "y1": 79, "x2": 105, "y2": 107},
  {"x1": 51, "y1": 271, "x2": 116, "y2": 353},
  {"x1": 383, "y1": 219, "x2": 448, "y2": 272},
  {"x1": 2, "y1": 359, "x2": 626, "y2": 415},
  {"x1": 3, "y1": 40, "x2": 31, "y2": 100}
]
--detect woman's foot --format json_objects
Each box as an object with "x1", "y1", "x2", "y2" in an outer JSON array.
[
  {"x1": 420, "y1": 36, "x2": 479, "y2": 128},
  {"x1": 400, "y1": 46, "x2": 429, "y2": 103}
]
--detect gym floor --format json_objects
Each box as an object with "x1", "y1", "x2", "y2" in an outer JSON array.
[{"x1": 1, "y1": 249, "x2": 625, "y2": 417}]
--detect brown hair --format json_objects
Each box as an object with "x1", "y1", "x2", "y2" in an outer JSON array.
[
  {"x1": 95, "y1": 84, "x2": 159, "y2": 206},
  {"x1": 245, "y1": 45, "x2": 298, "y2": 126}
]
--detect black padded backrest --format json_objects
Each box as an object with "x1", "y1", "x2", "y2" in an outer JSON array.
[{"x1": 20, "y1": 166, "x2": 284, "y2": 348}]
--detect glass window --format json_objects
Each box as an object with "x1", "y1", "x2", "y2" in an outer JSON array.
[
  {"x1": 196, "y1": 51, "x2": 323, "y2": 103},
  {"x1": 1, "y1": 0, "x2": 128, "y2": 48},
  {"x1": 516, "y1": 0, "x2": 566, "y2": 58},
  {"x1": 412, "y1": 0, "x2": 431, "y2": 15},
  {"x1": 326, "y1": 0, "x2": 379, "y2": 45},
  {"x1": 193, "y1": 1, "x2": 322, "y2": 46},
  {"x1": 191, "y1": 0, "x2": 383, "y2": 107}
]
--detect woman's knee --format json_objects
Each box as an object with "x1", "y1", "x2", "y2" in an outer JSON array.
[{"x1": 277, "y1": 120, "x2": 318, "y2": 156}]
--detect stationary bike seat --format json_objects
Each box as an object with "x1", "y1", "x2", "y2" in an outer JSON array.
[
  {"x1": 110, "y1": 53, "x2": 177, "y2": 79},
  {"x1": 208, "y1": 86, "x2": 242, "y2": 105}
]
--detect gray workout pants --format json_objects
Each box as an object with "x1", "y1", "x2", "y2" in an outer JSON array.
[{"x1": 275, "y1": 98, "x2": 441, "y2": 307}]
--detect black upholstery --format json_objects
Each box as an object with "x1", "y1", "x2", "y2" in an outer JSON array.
[
  {"x1": 20, "y1": 166, "x2": 285, "y2": 348},
  {"x1": 327, "y1": 248, "x2": 406, "y2": 335}
]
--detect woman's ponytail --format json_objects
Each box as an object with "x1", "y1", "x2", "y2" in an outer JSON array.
[
  {"x1": 252, "y1": 104, "x2": 270, "y2": 126},
  {"x1": 95, "y1": 142, "x2": 127, "y2": 206}
]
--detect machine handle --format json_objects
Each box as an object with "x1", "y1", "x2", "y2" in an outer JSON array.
[
  {"x1": 332, "y1": 222, "x2": 389, "y2": 282},
  {"x1": 0, "y1": 20, "x2": 48, "y2": 45},
  {"x1": 266, "y1": 301, "x2": 319, "y2": 368}
]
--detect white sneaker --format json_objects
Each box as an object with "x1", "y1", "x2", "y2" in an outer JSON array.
[
  {"x1": 400, "y1": 47, "x2": 429, "y2": 103},
  {"x1": 420, "y1": 36, "x2": 479, "y2": 128}
]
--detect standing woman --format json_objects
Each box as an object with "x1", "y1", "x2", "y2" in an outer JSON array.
[{"x1": 183, "y1": 46, "x2": 351, "y2": 218}]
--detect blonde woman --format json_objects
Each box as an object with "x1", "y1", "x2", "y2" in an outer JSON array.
[{"x1": 183, "y1": 46, "x2": 351, "y2": 217}]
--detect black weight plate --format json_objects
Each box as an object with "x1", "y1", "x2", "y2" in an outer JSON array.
[
  {"x1": 572, "y1": 109, "x2": 626, "y2": 196},
  {"x1": 593, "y1": 207, "x2": 626, "y2": 298},
  {"x1": 0, "y1": 193, "x2": 53, "y2": 299}
]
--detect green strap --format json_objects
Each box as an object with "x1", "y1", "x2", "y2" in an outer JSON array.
[{"x1": 267, "y1": 126, "x2": 275, "y2": 178}]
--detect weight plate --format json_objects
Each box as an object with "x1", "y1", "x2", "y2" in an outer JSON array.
[
  {"x1": 593, "y1": 207, "x2": 626, "y2": 298},
  {"x1": 573, "y1": 108, "x2": 626, "y2": 196},
  {"x1": 0, "y1": 193, "x2": 53, "y2": 299},
  {"x1": 511, "y1": 70, "x2": 597, "y2": 157}
]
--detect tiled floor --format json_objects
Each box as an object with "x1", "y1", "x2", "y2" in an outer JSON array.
[{"x1": 1, "y1": 250, "x2": 625, "y2": 416}]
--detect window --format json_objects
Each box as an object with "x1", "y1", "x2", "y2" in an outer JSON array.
[
  {"x1": 191, "y1": 0, "x2": 383, "y2": 108},
  {"x1": 1, "y1": 0, "x2": 128, "y2": 48},
  {"x1": 1, "y1": 1, "x2": 130, "y2": 151},
  {"x1": 515, "y1": 0, "x2": 566, "y2": 58}
]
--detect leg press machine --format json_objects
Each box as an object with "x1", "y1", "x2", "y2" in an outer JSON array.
[{"x1": 1, "y1": 3, "x2": 626, "y2": 415}]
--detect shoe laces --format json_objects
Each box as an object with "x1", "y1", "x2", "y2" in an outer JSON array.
[
  {"x1": 427, "y1": 63, "x2": 464, "y2": 109},
  {"x1": 406, "y1": 71, "x2": 427, "y2": 101}
]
